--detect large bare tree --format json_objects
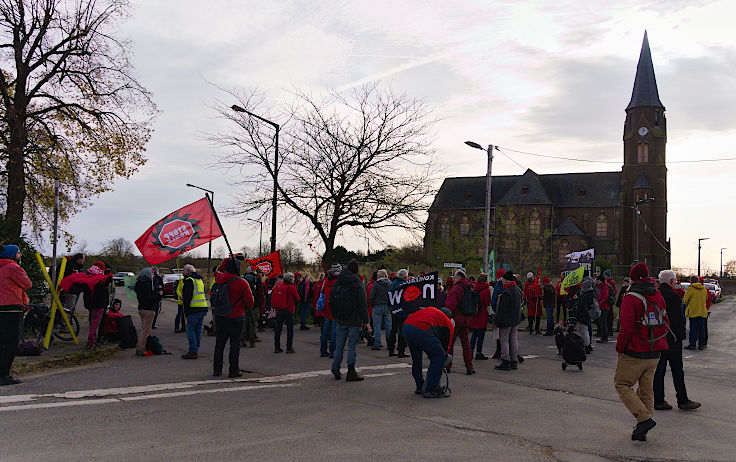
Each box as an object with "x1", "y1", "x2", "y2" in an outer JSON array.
[
  {"x1": 209, "y1": 83, "x2": 439, "y2": 266},
  {"x1": 0, "y1": 0, "x2": 156, "y2": 241}
]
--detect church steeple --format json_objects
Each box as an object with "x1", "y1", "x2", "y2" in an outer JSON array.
[{"x1": 627, "y1": 31, "x2": 664, "y2": 110}]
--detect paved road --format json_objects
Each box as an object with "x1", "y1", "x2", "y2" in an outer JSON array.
[{"x1": 2, "y1": 291, "x2": 735, "y2": 461}]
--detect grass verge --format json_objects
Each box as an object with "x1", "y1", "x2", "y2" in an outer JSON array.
[{"x1": 11, "y1": 346, "x2": 121, "y2": 377}]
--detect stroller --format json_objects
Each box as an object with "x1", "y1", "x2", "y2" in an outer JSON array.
[{"x1": 558, "y1": 316, "x2": 586, "y2": 371}]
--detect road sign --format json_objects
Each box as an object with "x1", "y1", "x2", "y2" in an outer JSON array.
[{"x1": 443, "y1": 262, "x2": 462, "y2": 268}]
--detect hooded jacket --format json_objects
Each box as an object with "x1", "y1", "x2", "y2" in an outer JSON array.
[
  {"x1": 445, "y1": 277, "x2": 473, "y2": 328},
  {"x1": 683, "y1": 283, "x2": 709, "y2": 318},
  {"x1": 0, "y1": 258, "x2": 32, "y2": 308},
  {"x1": 271, "y1": 280, "x2": 300, "y2": 312},
  {"x1": 331, "y1": 268, "x2": 369, "y2": 327},
  {"x1": 368, "y1": 277, "x2": 392, "y2": 307},
  {"x1": 616, "y1": 277, "x2": 668, "y2": 358},
  {"x1": 494, "y1": 281, "x2": 522, "y2": 328},
  {"x1": 215, "y1": 272, "x2": 253, "y2": 318},
  {"x1": 134, "y1": 268, "x2": 161, "y2": 311},
  {"x1": 659, "y1": 283, "x2": 686, "y2": 344}
]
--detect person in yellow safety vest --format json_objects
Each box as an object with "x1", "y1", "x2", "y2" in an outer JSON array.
[
  {"x1": 174, "y1": 278, "x2": 186, "y2": 333},
  {"x1": 181, "y1": 264, "x2": 208, "y2": 359}
]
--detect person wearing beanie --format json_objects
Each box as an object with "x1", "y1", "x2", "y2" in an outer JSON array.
[
  {"x1": 212, "y1": 258, "x2": 253, "y2": 377},
  {"x1": 494, "y1": 271, "x2": 522, "y2": 370},
  {"x1": 272, "y1": 272, "x2": 300, "y2": 354},
  {"x1": 614, "y1": 262, "x2": 669, "y2": 441},
  {"x1": 0, "y1": 244, "x2": 31, "y2": 385},
  {"x1": 444, "y1": 269, "x2": 475, "y2": 375},
  {"x1": 469, "y1": 274, "x2": 492, "y2": 360},
  {"x1": 317, "y1": 264, "x2": 341, "y2": 358},
  {"x1": 542, "y1": 277, "x2": 556, "y2": 336}
]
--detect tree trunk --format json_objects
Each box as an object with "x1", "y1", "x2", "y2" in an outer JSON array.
[
  {"x1": 322, "y1": 234, "x2": 336, "y2": 269},
  {"x1": 4, "y1": 108, "x2": 27, "y2": 241}
]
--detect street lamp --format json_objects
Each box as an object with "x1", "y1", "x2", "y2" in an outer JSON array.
[
  {"x1": 186, "y1": 183, "x2": 214, "y2": 283},
  {"x1": 720, "y1": 247, "x2": 727, "y2": 278},
  {"x1": 697, "y1": 237, "x2": 709, "y2": 277},
  {"x1": 633, "y1": 197, "x2": 655, "y2": 263},
  {"x1": 231, "y1": 104, "x2": 280, "y2": 254},
  {"x1": 247, "y1": 218, "x2": 263, "y2": 258},
  {"x1": 465, "y1": 141, "x2": 495, "y2": 274}
]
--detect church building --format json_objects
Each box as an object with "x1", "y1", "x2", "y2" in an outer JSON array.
[{"x1": 424, "y1": 32, "x2": 670, "y2": 275}]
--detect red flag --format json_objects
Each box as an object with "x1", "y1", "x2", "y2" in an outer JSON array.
[
  {"x1": 246, "y1": 251, "x2": 283, "y2": 278},
  {"x1": 135, "y1": 197, "x2": 222, "y2": 265}
]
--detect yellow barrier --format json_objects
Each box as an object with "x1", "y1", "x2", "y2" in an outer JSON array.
[{"x1": 35, "y1": 253, "x2": 79, "y2": 347}]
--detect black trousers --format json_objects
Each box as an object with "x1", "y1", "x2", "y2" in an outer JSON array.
[
  {"x1": 653, "y1": 341, "x2": 689, "y2": 405},
  {"x1": 0, "y1": 310, "x2": 23, "y2": 377},
  {"x1": 214, "y1": 317, "x2": 243, "y2": 374},
  {"x1": 274, "y1": 311, "x2": 294, "y2": 350},
  {"x1": 556, "y1": 297, "x2": 567, "y2": 323},
  {"x1": 388, "y1": 314, "x2": 406, "y2": 354},
  {"x1": 598, "y1": 310, "x2": 609, "y2": 341},
  {"x1": 527, "y1": 315, "x2": 540, "y2": 332}
]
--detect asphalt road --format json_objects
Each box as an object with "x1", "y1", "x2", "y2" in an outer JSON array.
[{"x1": 1, "y1": 291, "x2": 735, "y2": 461}]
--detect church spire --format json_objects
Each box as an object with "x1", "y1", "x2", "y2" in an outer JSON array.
[{"x1": 626, "y1": 31, "x2": 664, "y2": 110}]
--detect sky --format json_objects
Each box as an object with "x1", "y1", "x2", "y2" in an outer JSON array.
[{"x1": 55, "y1": 0, "x2": 736, "y2": 273}]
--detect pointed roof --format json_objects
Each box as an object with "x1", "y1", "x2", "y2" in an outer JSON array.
[
  {"x1": 627, "y1": 31, "x2": 664, "y2": 110},
  {"x1": 496, "y1": 169, "x2": 553, "y2": 205},
  {"x1": 632, "y1": 172, "x2": 652, "y2": 190},
  {"x1": 552, "y1": 218, "x2": 587, "y2": 237}
]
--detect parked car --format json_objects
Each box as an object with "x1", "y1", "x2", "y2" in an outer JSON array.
[
  {"x1": 704, "y1": 282, "x2": 721, "y2": 302},
  {"x1": 112, "y1": 271, "x2": 134, "y2": 286},
  {"x1": 163, "y1": 274, "x2": 183, "y2": 298}
]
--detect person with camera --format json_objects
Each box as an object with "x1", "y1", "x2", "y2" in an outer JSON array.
[
  {"x1": 0, "y1": 245, "x2": 31, "y2": 386},
  {"x1": 403, "y1": 306, "x2": 454, "y2": 398}
]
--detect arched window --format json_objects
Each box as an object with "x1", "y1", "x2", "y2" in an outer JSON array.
[
  {"x1": 529, "y1": 209, "x2": 541, "y2": 235},
  {"x1": 505, "y1": 210, "x2": 516, "y2": 235},
  {"x1": 637, "y1": 143, "x2": 644, "y2": 163},
  {"x1": 596, "y1": 213, "x2": 608, "y2": 237},
  {"x1": 643, "y1": 144, "x2": 649, "y2": 163},
  {"x1": 460, "y1": 215, "x2": 470, "y2": 235},
  {"x1": 559, "y1": 239, "x2": 570, "y2": 261},
  {"x1": 440, "y1": 217, "x2": 450, "y2": 241}
]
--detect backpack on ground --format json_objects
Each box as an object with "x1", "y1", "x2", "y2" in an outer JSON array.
[
  {"x1": 210, "y1": 278, "x2": 236, "y2": 317},
  {"x1": 117, "y1": 315, "x2": 138, "y2": 349},
  {"x1": 329, "y1": 283, "x2": 356, "y2": 320},
  {"x1": 146, "y1": 335, "x2": 164, "y2": 355},
  {"x1": 626, "y1": 291, "x2": 672, "y2": 351},
  {"x1": 16, "y1": 341, "x2": 42, "y2": 356},
  {"x1": 459, "y1": 285, "x2": 480, "y2": 317}
]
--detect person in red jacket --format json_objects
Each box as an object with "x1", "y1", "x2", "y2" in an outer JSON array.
[
  {"x1": 317, "y1": 266, "x2": 340, "y2": 357},
  {"x1": 523, "y1": 272, "x2": 543, "y2": 334},
  {"x1": 614, "y1": 262, "x2": 669, "y2": 441},
  {"x1": 595, "y1": 275, "x2": 612, "y2": 343},
  {"x1": 403, "y1": 306, "x2": 455, "y2": 398},
  {"x1": 444, "y1": 268, "x2": 475, "y2": 375},
  {"x1": 310, "y1": 273, "x2": 325, "y2": 328},
  {"x1": 213, "y1": 258, "x2": 253, "y2": 377},
  {"x1": 271, "y1": 272, "x2": 300, "y2": 354},
  {"x1": 0, "y1": 244, "x2": 32, "y2": 386},
  {"x1": 469, "y1": 274, "x2": 491, "y2": 360}
]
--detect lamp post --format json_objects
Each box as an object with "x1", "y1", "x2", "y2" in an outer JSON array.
[
  {"x1": 720, "y1": 247, "x2": 727, "y2": 278},
  {"x1": 231, "y1": 104, "x2": 280, "y2": 254},
  {"x1": 247, "y1": 218, "x2": 263, "y2": 258},
  {"x1": 697, "y1": 237, "x2": 709, "y2": 277},
  {"x1": 633, "y1": 197, "x2": 655, "y2": 263},
  {"x1": 186, "y1": 183, "x2": 214, "y2": 282},
  {"x1": 465, "y1": 141, "x2": 495, "y2": 274}
]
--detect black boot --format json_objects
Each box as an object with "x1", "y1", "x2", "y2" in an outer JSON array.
[
  {"x1": 495, "y1": 360, "x2": 511, "y2": 370},
  {"x1": 345, "y1": 364, "x2": 364, "y2": 381},
  {"x1": 491, "y1": 339, "x2": 501, "y2": 359},
  {"x1": 510, "y1": 361, "x2": 518, "y2": 370}
]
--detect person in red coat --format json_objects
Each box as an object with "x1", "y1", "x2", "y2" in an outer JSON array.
[
  {"x1": 311, "y1": 273, "x2": 325, "y2": 327},
  {"x1": 523, "y1": 272, "x2": 543, "y2": 334},
  {"x1": 213, "y1": 258, "x2": 253, "y2": 377},
  {"x1": 444, "y1": 268, "x2": 475, "y2": 375},
  {"x1": 0, "y1": 244, "x2": 32, "y2": 386},
  {"x1": 469, "y1": 274, "x2": 492, "y2": 360},
  {"x1": 614, "y1": 262, "x2": 669, "y2": 441},
  {"x1": 403, "y1": 306, "x2": 455, "y2": 398},
  {"x1": 271, "y1": 272, "x2": 300, "y2": 354},
  {"x1": 317, "y1": 265, "x2": 340, "y2": 357}
]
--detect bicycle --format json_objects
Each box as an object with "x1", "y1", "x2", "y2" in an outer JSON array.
[{"x1": 21, "y1": 294, "x2": 81, "y2": 345}]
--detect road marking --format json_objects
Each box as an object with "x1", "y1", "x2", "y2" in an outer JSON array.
[
  {"x1": 0, "y1": 399, "x2": 120, "y2": 412},
  {"x1": 684, "y1": 355, "x2": 694, "y2": 359},
  {"x1": 363, "y1": 372, "x2": 402, "y2": 378},
  {"x1": 522, "y1": 355, "x2": 539, "y2": 359}
]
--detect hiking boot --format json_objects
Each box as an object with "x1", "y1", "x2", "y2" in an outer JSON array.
[
  {"x1": 654, "y1": 401, "x2": 673, "y2": 410},
  {"x1": 510, "y1": 361, "x2": 518, "y2": 370},
  {"x1": 286, "y1": 348, "x2": 295, "y2": 354},
  {"x1": 346, "y1": 365, "x2": 364, "y2": 382},
  {"x1": 631, "y1": 418, "x2": 656, "y2": 441},
  {"x1": 332, "y1": 369, "x2": 342, "y2": 380},
  {"x1": 475, "y1": 353, "x2": 489, "y2": 360},
  {"x1": 181, "y1": 351, "x2": 198, "y2": 359},
  {"x1": 678, "y1": 400, "x2": 702, "y2": 410},
  {"x1": 0, "y1": 376, "x2": 22, "y2": 386},
  {"x1": 495, "y1": 360, "x2": 511, "y2": 370},
  {"x1": 423, "y1": 388, "x2": 448, "y2": 398}
]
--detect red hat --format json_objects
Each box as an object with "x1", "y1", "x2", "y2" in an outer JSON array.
[
  {"x1": 419, "y1": 271, "x2": 427, "y2": 276},
  {"x1": 542, "y1": 276, "x2": 551, "y2": 285},
  {"x1": 390, "y1": 271, "x2": 396, "y2": 278},
  {"x1": 629, "y1": 262, "x2": 649, "y2": 281},
  {"x1": 495, "y1": 268, "x2": 506, "y2": 280},
  {"x1": 294, "y1": 272, "x2": 301, "y2": 278}
]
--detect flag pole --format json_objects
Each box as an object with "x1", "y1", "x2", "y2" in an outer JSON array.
[{"x1": 204, "y1": 195, "x2": 234, "y2": 258}]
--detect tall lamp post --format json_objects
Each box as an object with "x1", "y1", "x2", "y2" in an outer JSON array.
[
  {"x1": 720, "y1": 247, "x2": 727, "y2": 278},
  {"x1": 697, "y1": 237, "x2": 709, "y2": 277},
  {"x1": 247, "y1": 218, "x2": 263, "y2": 258},
  {"x1": 186, "y1": 183, "x2": 214, "y2": 282},
  {"x1": 465, "y1": 141, "x2": 495, "y2": 274},
  {"x1": 633, "y1": 197, "x2": 655, "y2": 263},
  {"x1": 231, "y1": 104, "x2": 280, "y2": 254}
]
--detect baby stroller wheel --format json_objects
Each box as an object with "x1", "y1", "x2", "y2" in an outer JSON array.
[
  {"x1": 561, "y1": 362, "x2": 567, "y2": 370},
  {"x1": 577, "y1": 362, "x2": 583, "y2": 371}
]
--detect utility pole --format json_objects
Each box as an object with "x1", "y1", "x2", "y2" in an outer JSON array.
[
  {"x1": 720, "y1": 247, "x2": 727, "y2": 278},
  {"x1": 465, "y1": 141, "x2": 494, "y2": 274},
  {"x1": 698, "y1": 237, "x2": 709, "y2": 277}
]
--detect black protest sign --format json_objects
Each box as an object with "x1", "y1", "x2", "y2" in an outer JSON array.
[{"x1": 388, "y1": 272, "x2": 438, "y2": 316}]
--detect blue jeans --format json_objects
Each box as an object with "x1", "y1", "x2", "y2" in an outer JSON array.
[
  {"x1": 185, "y1": 311, "x2": 205, "y2": 353},
  {"x1": 688, "y1": 316, "x2": 706, "y2": 348},
  {"x1": 331, "y1": 323, "x2": 360, "y2": 372},
  {"x1": 320, "y1": 318, "x2": 337, "y2": 355},
  {"x1": 371, "y1": 305, "x2": 392, "y2": 348},
  {"x1": 175, "y1": 304, "x2": 186, "y2": 331},
  {"x1": 545, "y1": 306, "x2": 554, "y2": 334},
  {"x1": 470, "y1": 328, "x2": 486, "y2": 354},
  {"x1": 299, "y1": 302, "x2": 310, "y2": 327},
  {"x1": 403, "y1": 324, "x2": 446, "y2": 393}
]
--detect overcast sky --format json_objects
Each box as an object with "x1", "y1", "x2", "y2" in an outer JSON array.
[{"x1": 58, "y1": 0, "x2": 736, "y2": 273}]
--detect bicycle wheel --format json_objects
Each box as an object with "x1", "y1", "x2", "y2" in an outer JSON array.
[
  {"x1": 53, "y1": 314, "x2": 80, "y2": 342},
  {"x1": 21, "y1": 310, "x2": 47, "y2": 346}
]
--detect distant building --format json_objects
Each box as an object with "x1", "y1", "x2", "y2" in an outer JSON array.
[{"x1": 425, "y1": 32, "x2": 669, "y2": 275}]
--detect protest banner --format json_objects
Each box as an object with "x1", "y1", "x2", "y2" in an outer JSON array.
[{"x1": 388, "y1": 271, "x2": 438, "y2": 316}]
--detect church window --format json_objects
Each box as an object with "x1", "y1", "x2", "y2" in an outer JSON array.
[
  {"x1": 596, "y1": 213, "x2": 608, "y2": 237},
  {"x1": 643, "y1": 144, "x2": 649, "y2": 162},
  {"x1": 460, "y1": 215, "x2": 470, "y2": 235},
  {"x1": 505, "y1": 210, "x2": 516, "y2": 235},
  {"x1": 654, "y1": 111, "x2": 659, "y2": 126},
  {"x1": 637, "y1": 143, "x2": 644, "y2": 163},
  {"x1": 559, "y1": 239, "x2": 569, "y2": 260},
  {"x1": 529, "y1": 209, "x2": 541, "y2": 235},
  {"x1": 440, "y1": 217, "x2": 450, "y2": 242}
]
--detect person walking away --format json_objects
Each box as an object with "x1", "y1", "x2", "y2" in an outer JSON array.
[
  {"x1": 368, "y1": 269, "x2": 392, "y2": 351},
  {"x1": 469, "y1": 274, "x2": 491, "y2": 360},
  {"x1": 575, "y1": 277, "x2": 594, "y2": 353},
  {"x1": 523, "y1": 272, "x2": 543, "y2": 334},
  {"x1": 181, "y1": 264, "x2": 208, "y2": 359},
  {"x1": 614, "y1": 262, "x2": 669, "y2": 441},
  {"x1": 653, "y1": 270, "x2": 701, "y2": 411},
  {"x1": 596, "y1": 275, "x2": 611, "y2": 343},
  {"x1": 542, "y1": 277, "x2": 556, "y2": 336},
  {"x1": 615, "y1": 278, "x2": 630, "y2": 333},
  {"x1": 151, "y1": 267, "x2": 164, "y2": 329},
  {"x1": 330, "y1": 259, "x2": 371, "y2": 381},
  {"x1": 388, "y1": 269, "x2": 410, "y2": 358},
  {"x1": 297, "y1": 272, "x2": 312, "y2": 330},
  {"x1": 494, "y1": 271, "x2": 522, "y2": 370},
  {"x1": 683, "y1": 276, "x2": 708, "y2": 350},
  {"x1": 133, "y1": 267, "x2": 162, "y2": 356},
  {"x1": 444, "y1": 268, "x2": 475, "y2": 375},
  {"x1": 243, "y1": 266, "x2": 264, "y2": 347},
  {"x1": 403, "y1": 306, "x2": 454, "y2": 398},
  {"x1": 272, "y1": 272, "x2": 300, "y2": 353},
  {"x1": 318, "y1": 266, "x2": 340, "y2": 358},
  {"x1": 213, "y1": 258, "x2": 253, "y2": 377},
  {"x1": 604, "y1": 270, "x2": 617, "y2": 335},
  {"x1": 0, "y1": 245, "x2": 31, "y2": 385}
]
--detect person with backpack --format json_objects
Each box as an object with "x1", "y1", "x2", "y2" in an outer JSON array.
[
  {"x1": 444, "y1": 268, "x2": 475, "y2": 375},
  {"x1": 614, "y1": 262, "x2": 670, "y2": 441},
  {"x1": 368, "y1": 269, "x2": 392, "y2": 351},
  {"x1": 0, "y1": 244, "x2": 31, "y2": 386},
  {"x1": 296, "y1": 272, "x2": 312, "y2": 331},
  {"x1": 329, "y1": 259, "x2": 371, "y2": 381},
  {"x1": 469, "y1": 274, "x2": 491, "y2": 360},
  {"x1": 212, "y1": 258, "x2": 253, "y2": 377},
  {"x1": 403, "y1": 306, "x2": 455, "y2": 398},
  {"x1": 494, "y1": 271, "x2": 522, "y2": 371},
  {"x1": 133, "y1": 267, "x2": 162, "y2": 356},
  {"x1": 272, "y1": 272, "x2": 300, "y2": 354},
  {"x1": 596, "y1": 275, "x2": 612, "y2": 343}
]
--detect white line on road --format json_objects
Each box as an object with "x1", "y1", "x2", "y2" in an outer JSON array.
[{"x1": 0, "y1": 399, "x2": 120, "y2": 412}]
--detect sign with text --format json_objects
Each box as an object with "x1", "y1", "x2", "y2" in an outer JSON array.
[
  {"x1": 388, "y1": 272, "x2": 438, "y2": 316},
  {"x1": 443, "y1": 262, "x2": 462, "y2": 268}
]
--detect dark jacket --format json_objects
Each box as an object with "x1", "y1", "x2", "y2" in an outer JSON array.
[
  {"x1": 134, "y1": 271, "x2": 160, "y2": 311},
  {"x1": 542, "y1": 283, "x2": 555, "y2": 308},
  {"x1": 494, "y1": 282, "x2": 522, "y2": 328},
  {"x1": 331, "y1": 269, "x2": 369, "y2": 327},
  {"x1": 659, "y1": 283, "x2": 686, "y2": 344},
  {"x1": 368, "y1": 277, "x2": 391, "y2": 307},
  {"x1": 182, "y1": 272, "x2": 207, "y2": 313},
  {"x1": 83, "y1": 278, "x2": 112, "y2": 311},
  {"x1": 575, "y1": 288, "x2": 595, "y2": 325}
]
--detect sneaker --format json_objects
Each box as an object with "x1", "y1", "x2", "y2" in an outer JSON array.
[
  {"x1": 0, "y1": 376, "x2": 22, "y2": 386},
  {"x1": 181, "y1": 351, "x2": 198, "y2": 359},
  {"x1": 397, "y1": 353, "x2": 409, "y2": 358},
  {"x1": 631, "y1": 418, "x2": 656, "y2": 441},
  {"x1": 286, "y1": 348, "x2": 295, "y2": 354},
  {"x1": 475, "y1": 353, "x2": 489, "y2": 360},
  {"x1": 654, "y1": 401, "x2": 673, "y2": 410},
  {"x1": 678, "y1": 400, "x2": 702, "y2": 410},
  {"x1": 228, "y1": 371, "x2": 243, "y2": 378},
  {"x1": 684, "y1": 345, "x2": 697, "y2": 350},
  {"x1": 495, "y1": 360, "x2": 511, "y2": 371},
  {"x1": 274, "y1": 348, "x2": 283, "y2": 353},
  {"x1": 423, "y1": 388, "x2": 448, "y2": 398},
  {"x1": 299, "y1": 326, "x2": 310, "y2": 331}
]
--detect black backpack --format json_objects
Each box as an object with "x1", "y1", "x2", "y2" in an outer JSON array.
[
  {"x1": 605, "y1": 285, "x2": 616, "y2": 307},
  {"x1": 244, "y1": 273, "x2": 261, "y2": 306},
  {"x1": 329, "y1": 283, "x2": 356, "y2": 320},
  {"x1": 146, "y1": 335, "x2": 164, "y2": 355},
  {"x1": 117, "y1": 315, "x2": 138, "y2": 349},
  {"x1": 210, "y1": 278, "x2": 236, "y2": 317},
  {"x1": 459, "y1": 285, "x2": 480, "y2": 317}
]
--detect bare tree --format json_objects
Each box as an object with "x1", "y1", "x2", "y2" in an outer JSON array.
[
  {"x1": 209, "y1": 83, "x2": 439, "y2": 266},
  {"x1": 0, "y1": 0, "x2": 156, "y2": 241},
  {"x1": 279, "y1": 241, "x2": 305, "y2": 268},
  {"x1": 100, "y1": 237, "x2": 134, "y2": 258}
]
